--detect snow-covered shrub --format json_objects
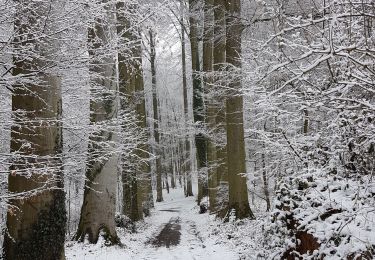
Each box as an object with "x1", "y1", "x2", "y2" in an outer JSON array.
[{"x1": 269, "y1": 171, "x2": 375, "y2": 259}]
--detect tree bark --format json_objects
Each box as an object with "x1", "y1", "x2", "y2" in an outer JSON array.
[
  {"x1": 225, "y1": 0, "x2": 254, "y2": 219},
  {"x1": 3, "y1": 1, "x2": 66, "y2": 259},
  {"x1": 189, "y1": 0, "x2": 208, "y2": 205},
  {"x1": 203, "y1": 0, "x2": 218, "y2": 212},
  {"x1": 149, "y1": 29, "x2": 163, "y2": 203},
  {"x1": 117, "y1": 2, "x2": 153, "y2": 222},
  {"x1": 214, "y1": 0, "x2": 229, "y2": 218},
  {"x1": 180, "y1": 1, "x2": 193, "y2": 197},
  {"x1": 76, "y1": 2, "x2": 119, "y2": 244}
]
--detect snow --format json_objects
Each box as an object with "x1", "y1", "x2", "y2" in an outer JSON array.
[{"x1": 65, "y1": 187, "x2": 239, "y2": 260}]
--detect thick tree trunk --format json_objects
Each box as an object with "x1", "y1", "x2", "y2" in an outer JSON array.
[
  {"x1": 76, "y1": 3, "x2": 119, "y2": 244},
  {"x1": 213, "y1": 0, "x2": 229, "y2": 218},
  {"x1": 3, "y1": 1, "x2": 66, "y2": 259},
  {"x1": 117, "y1": 2, "x2": 153, "y2": 221},
  {"x1": 189, "y1": 0, "x2": 208, "y2": 205},
  {"x1": 225, "y1": 0, "x2": 254, "y2": 219},
  {"x1": 149, "y1": 30, "x2": 163, "y2": 203}
]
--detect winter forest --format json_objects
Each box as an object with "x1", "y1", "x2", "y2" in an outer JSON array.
[{"x1": 0, "y1": 0, "x2": 374, "y2": 259}]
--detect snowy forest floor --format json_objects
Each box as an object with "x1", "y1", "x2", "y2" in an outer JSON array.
[{"x1": 65, "y1": 187, "x2": 246, "y2": 260}]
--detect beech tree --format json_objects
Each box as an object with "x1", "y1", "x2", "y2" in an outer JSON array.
[
  {"x1": 189, "y1": 0, "x2": 208, "y2": 205},
  {"x1": 213, "y1": 0, "x2": 228, "y2": 217},
  {"x1": 75, "y1": 1, "x2": 119, "y2": 244},
  {"x1": 148, "y1": 28, "x2": 164, "y2": 203},
  {"x1": 225, "y1": 0, "x2": 254, "y2": 219},
  {"x1": 3, "y1": 1, "x2": 66, "y2": 259},
  {"x1": 117, "y1": 1, "x2": 153, "y2": 222}
]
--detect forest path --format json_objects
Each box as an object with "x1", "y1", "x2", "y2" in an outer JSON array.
[
  {"x1": 137, "y1": 188, "x2": 238, "y2": 259},
  {"x1": 66, "y1": 187, "x2": 239, "y2": 260},
  {"x1": 150, "y1": 216, "x2": 181, "y2": 247}
]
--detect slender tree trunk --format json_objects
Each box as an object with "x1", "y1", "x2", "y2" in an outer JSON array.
[
  {"x1": 214, "y1": 0, "x2": 229, "y2": 218},
  {"x1": 149, "y1": 30, "x2": 163, "y2": 203},
  {"x1": 203, "y1": 0, "x2": 218, "y2": 212},
  {"x1": 225, "y1": 0, "x2": 254, "y2": 219},
  {"x1": 180, "y1": 1, "x2": 193, "y2": 197},
  {"x1": 262, "y1": 152, "x2": 270, "y2": 211},
  {"x1": 76, "y1": 2, "x2": 119, "y2": 243},
  {"x1": 189, "y1": 0, "x2": 207, "y2": 205},
  {"x1": 171, "y1": 158, "x2": 176, "y2": 189},
  {"x1": 3, "y1": 2, "x2": 66, "y2": 259}
]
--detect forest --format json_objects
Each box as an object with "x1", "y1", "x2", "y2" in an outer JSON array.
[{"x1": 0, "y1": 0, "x2": 374, "y2": 259}]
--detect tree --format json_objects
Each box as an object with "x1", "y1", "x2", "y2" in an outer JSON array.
[
  {"x1": 149, "y1": 29, "x2": 164, "y2": 203},
  {"x1": 213, "y1": 0, "x2": 228, "y2": 217},
  {"x1": 3, "y1": 1, "x2": 66, "y2": 259},
  {"x1": 180, "y1": 0, "x2": 193, "y2": 197},
  {"x1": 189, "y1": 0, "x2": 207, "y2": 205},
  {"x1": 117, "y1": 1, "x2": 153, "y2": 222},
  {"x1": 203, "y1": 0, "x2": 218, "y2": 212},
  {"x1": 225, "y1": 0, "x2": 254, "y2": 219},
  {"x1": 75, "y1": 1, "x2": 119, "y2": 244}
]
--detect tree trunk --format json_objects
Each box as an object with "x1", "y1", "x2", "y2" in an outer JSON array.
[
  {"x1": 225, "y1": 0, "x2": 254, "y2": 219},
  {"x1": 180, "y1": 1, "x2": 193, "y2": 197},
  {"x1": 203, "y1": 0, "x2": 218, "y2": 212},
  {"x1": 213, "y1": 0, "x2": 229, "y2": 218},
  {"x1": 117, "y1": 2, "x2": 153, "y2": 222},
  {"x1": 76, "y1": 2, "x2": 119, "y2": 244},
  {"x1": 3, "y1": 1, "x2": 66, "y2": 259},
  {"x1": 189, "y1": 0, "x2": 207, "y2": 205},
  {"x1": 149, "y1": 29, "x2": 163, "y2": 203}
]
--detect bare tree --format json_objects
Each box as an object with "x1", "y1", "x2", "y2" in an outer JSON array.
[
  {"x1": 75, "y1": 1, "x2": 119, "y2": 244},
  {"x1": 3, "y1": 1, "x2": 66, "y2": 258}
]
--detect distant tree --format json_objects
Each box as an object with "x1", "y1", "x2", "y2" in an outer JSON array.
[{"x1": 149, "y1": 28, "x2": 164, "y2": 203}]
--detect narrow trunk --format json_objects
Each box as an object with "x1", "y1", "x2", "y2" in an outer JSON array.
[
  {"x1": 203, "y1": 0, "x2": 218, "y2": 212},
  {"x1": 262, "y1": 152, "x2": 271, "y2": 211},
  {"x1": 189, "y1": 0, "x2": 207, "y2": 205},
  {"x1": 76, "y1": 3, "x2": 119, "y2": 243},
  {"x1": 214, "y1": 0, "x2": 229, "y2": 218},
  {"x1": 149, "y1": 30, "x2": 163, "y2": 203},
  {"x1": 225, "y1": 0, "x2": 254, "y2": 219},
  {"x1": 180, "y1": 1, "x2": 193, "y2": 197},
  {"x1": 3, "y1": 2, "x2": 66, "y2": 258}
]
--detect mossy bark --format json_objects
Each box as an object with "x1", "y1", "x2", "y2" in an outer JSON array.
[
  {"x1": 189, "y1": 0, "x2": 208, "y2": 205},
  {"x1": 3, "y1": 1, "x2": 66, "y2": 258}
]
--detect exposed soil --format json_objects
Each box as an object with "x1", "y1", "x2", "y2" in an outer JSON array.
[{"x1": 150, "y1": 217, "x2": 181, "y2": 248}]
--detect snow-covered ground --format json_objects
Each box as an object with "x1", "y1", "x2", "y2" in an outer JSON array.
[{"x1": 65, "y1": 188, "x2": 240, "y2": 260}]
